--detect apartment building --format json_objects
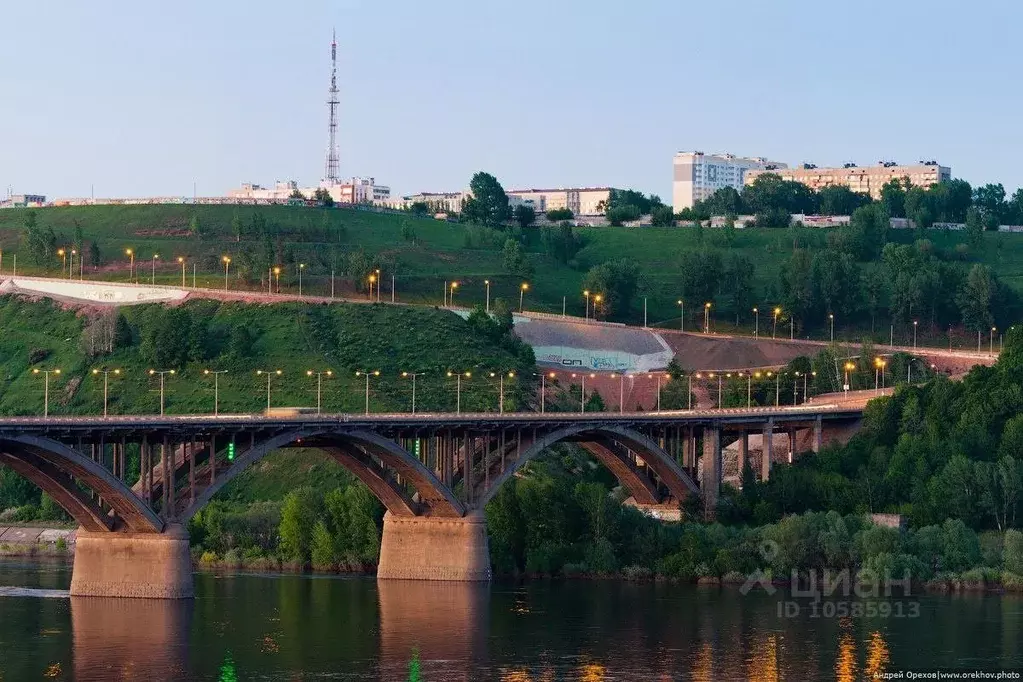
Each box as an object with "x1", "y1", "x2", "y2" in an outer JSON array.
[
  {"x1": 744, "y1": 162, "x2": 951, "y2": 199},
  {"x1": 672, "y1": 152, "x2": 786, "y2": 211},
  {"x1": 505, "y1": 187, "x2": 612, "y2": 216}
]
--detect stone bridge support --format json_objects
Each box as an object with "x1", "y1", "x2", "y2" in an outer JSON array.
[
  {"x1": 376, "y1": 513, "x2": 491, "y2": 581},
  {"x1": 70, "y1": 524, "x2": 193, "y2": 599}
]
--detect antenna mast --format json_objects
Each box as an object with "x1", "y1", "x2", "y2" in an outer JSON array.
[{"x1": 324, "y1": 29, "x2": 340, "y2": 184}]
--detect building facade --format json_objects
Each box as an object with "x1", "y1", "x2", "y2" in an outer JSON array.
[
  {"x1": 227, "y1": 178, "x2": 390, "y2": 205},
  {"x1": 744, "y1": 162, "x2": 951, "y2": 199},
  {"x1": 505, "y1": 187, "x2": 612, "y2": 216},
  {"x1": 0, "y1": 194, "x2": 47, "y2": 208},
  {"x1": 672, "y1": 152, "x2": 785, "y2": 211}
]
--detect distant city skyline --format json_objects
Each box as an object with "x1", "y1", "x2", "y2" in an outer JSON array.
[{"x1": 3, "y1": 0, "x2": 1021, "y2": 200}]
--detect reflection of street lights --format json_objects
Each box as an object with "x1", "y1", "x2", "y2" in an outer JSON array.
[
  {"x1": 222, "y1": 256, "x2": 231, "y2": 290},
  {"x1": 91, "y1": 368, "x2": 121, "y2": 417},
  {"x1": 533, "y1": 371, "x2": 556, "y2": 413},
  {"x1": 355, "y1": 370, "x2": 380, "y2": 414},
  {"x1": 306, "y1": 369, "x2": 333, "y2": 414},
  {"x1": 33, "y1": 368, "x2": 61, "y2": 417},
  {"x1": 773, "y1": 307, "x2": 781, "y2": 338},
  {"x1": 401, "y1": 371, "x2": 425, "y2": 414},
  {"x1": 256, "y1": 369, "x2": 282, "y2": 411},
  {"x1": 677, "y1": 299, "x2": 685, "y2": 331},
  {"x1": 844, "y1": 362, "x2": 855, "y2": 393},
  {"x1": 446, "y1": 370, "x2": 471, "y2": 414},
  {"x1": 148, "y1": 369, "x2": 175, "y2": 416},
  {"x1": 704, "y1": 302, "x2": 711, "y2": 334},
  {"x1": 519, "y1": 282, "x2": 529, "y2": 312},
  {"x1": 489, "y1": 371, "x2": 515, "y2": 413},
  {"x1": 203, "y1": 369, "x2": 227, "y2": 416},
  {"x1": 753, "y1": 307, "x2": 759, "y2": 337}
]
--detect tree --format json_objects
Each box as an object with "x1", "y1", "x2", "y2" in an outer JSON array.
[
  {"x1": 678, "y1": 250, "x2": 723, "y2": 305},
  {"x1": 722, "y1": 255, "x2": 755, "y2": 319},
  {"x1": 973, "y1": 183, "x2": 1006, "y2": 224},
  {"x1": 546, "y1": 207, "x2": 573, "y2": 221},
  {"x1": 541, "y1": 224, "x2": 582, "y2": 264},
  {"x1": 399, "y1": 219, "x2": 417, "y2": 245},
  {"x1": 189, "y1": 214, "x2": 204, "y2": 240},
  {"x1": 965, "y1": 207, "x2": 985, "y2": 248},
  {"x1": 514, "y1": 204, "x2": 536, "y2": 229},
  {"x1": 581, "y1": 259, "x2": 640, "y2": 320},
  {"x1": 279, "y1": 488, "x2": 321, "y2": 565},
  {"x1": 461, "y1": 172, "x2": 511, "y2": 227},
  {"x1": 606, "y1": 205, "x2": 641, "y2": 226},
  {"x1": 88, "y1": 241, "x2": 101, "y2": 267},
  {"x1": 502, "y1": 239, "x2": 533, "y2": 279},
  {"x1": 650, "y1": 204, "x2": 675, "y2": 227},
  {"x1": 231, "y1": 210, "x2": 243, "y2": 242},
  {"x1": 818, "y1": 185, "x2": 870, "y2": 216},
  {"x1": 810, "y1": 249, "x2": 859, "y2": 320},
  {"x1": 904, "y1": 186, "x2": 934, "y2": 229},
  {"x1": 289, "y1": 189, "x2": 305, "y2": 200},
  {"x1": 956, "y1": 264, "x2": 996, "y2": 332},
  {"x1": 660, "y1": 360, "x2": 691, "y2": 409},
  {"x1": 848, "y1": 204, "x2": 889, "y2": 260},
  {"x1": 313, "y1": 187, "x2": 335, "y2": 207},
  {"x1": 880, "y1": 179, "x2": 908, "y2": 218}
]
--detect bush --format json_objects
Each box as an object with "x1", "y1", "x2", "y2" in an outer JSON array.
[
  {"x1": 1004, "y1": 529, "x2": 1023, "y2": 574},
  {"x1": 199, "y1": 551, "x2": 219, "y2": 566},
  {"x1": 28, "y1": 348, "x2": 49, "y2": 364},
  {"x1": 622, "y1": 565, "x2": 653, "y2": 581},
  {"x1": 54, "y1": 537, "x2": 67, "y2": 553},
  {"x1": 222, "y1": 548, "x2": 242, "y2": 568},
  {"x1": 1002, "y1": 572, "x2": 1023, "y2": 592}
]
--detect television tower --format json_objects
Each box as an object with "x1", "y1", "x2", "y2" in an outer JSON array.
[{"x1": 324, "y1": 29, "x2": 341, "y2": 184}]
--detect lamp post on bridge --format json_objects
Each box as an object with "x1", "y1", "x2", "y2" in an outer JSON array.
[
  {"x1": 489, "y1": 371, "x2": 515, "y2": 413},
  {"x1": 647, "y1": 372, "x2": 665, "y2": 412},
  {"x1": 610, "y1": 372, "x2": 626, "y2": 414},
  {"x1": 256, "y1": 369, "x2": 282, "y2": 411},
  {"x1": 148, "y1": 369, "x2": 175, "y2": 416},
  {"x1": 401, "y1": 371, "x2": 425, "y2": 414},
  {"x1": 753, "y1": 307, "x2": 759, "y2": 337},
  {"x1": 33, "y1": 368, "x2": 61, "y2": 417},
  {"x1": 571, "y1": 372, "x2": 595, "y2": 413},
  {"x1": 203, "y1": 369, "x2": 227, "y2": 416},
  {"x1": 356, "y1": 370, "x2": 380, "y2": 414},
  {"x1": 843, "y1": 361, "x2": 855, "y2": 393},
  {"x1": 446, "y1": 371, "x2": 471, "y2": 414},
  {"x1": 306, "y1": 369, "x2": 333, "y2": 414},
  {"x1": 91, "y1": 368, "x2": 121, "y2": 417},
  {"x1": 533, "y1": 371, "x2": 556, "y2": 413}
]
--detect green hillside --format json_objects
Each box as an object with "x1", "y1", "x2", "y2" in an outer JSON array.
[{"x1": 2, "y1": 204, "x2": 1021, "y2": 345}]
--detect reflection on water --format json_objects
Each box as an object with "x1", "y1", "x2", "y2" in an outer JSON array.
[{"x1": 0, "y1": 559, "x2": 1020, "y2": 680}]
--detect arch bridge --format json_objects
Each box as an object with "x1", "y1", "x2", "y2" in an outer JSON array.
[{"x1": 0, "y1": 405, "x2": 862, "y2": 597}]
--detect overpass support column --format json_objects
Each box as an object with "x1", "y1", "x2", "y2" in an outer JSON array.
[
  {"x1": 702, "y1": 425, "x2": 721, "y2": 517},
  {"x1": 812, "y1": 416, "x2": 823, "y2": 453},
  {"x1": 377, "y1": 512, "x2": 491, "y2": 582},
  {"x1": 761, "y1": 418, "x2": 774, "y2": 482},
  {"x1": 70, "y1": 524, "x2": 193, "y2": 599},
  {"x1": 788, "y1": 427, "x2": 797, "y2": 463},
  {"x1": 738, "y1": 430, "x2": 749, "y2": 482}
]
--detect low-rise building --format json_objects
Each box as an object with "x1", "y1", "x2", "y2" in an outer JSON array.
[
  {"x1": 673, "y1": 152, "x2": 786, "y2": 211},
  {"x1": 227, "y1": 181, "x2": 300, "y2": 201},
  {"x1": 0, "y1": 193, "x2": 47, "y2": 208},
  {"x1": 227, "y1": 177, "x2": 390, "y2": 205},
  {"x1": 744, "y1": 162, "x2": 951, "y2": 199},
  {"x1": 505, "y1": 187, "x2": 612, "y2": 216}
]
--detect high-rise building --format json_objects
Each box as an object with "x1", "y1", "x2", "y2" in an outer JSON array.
[
  {"x1": 744, "y1": 162, "x2": 951, "y2": 199},
  {"x1": 672, "y1": 152, "x2": 786, "y2": 211}
]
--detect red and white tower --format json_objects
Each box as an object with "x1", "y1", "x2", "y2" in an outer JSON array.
[{"x1": 324, "y1": 29, "x2": 341, "y2": 184}]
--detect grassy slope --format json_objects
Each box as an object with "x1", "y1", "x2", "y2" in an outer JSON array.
[{"x1": 1, "y1": 204, "x2": 1021, "y2": 332}]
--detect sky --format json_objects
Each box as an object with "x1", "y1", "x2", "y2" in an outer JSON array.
[{"x1": 3, "y1": 0, "x2": 1022, "y2": 201}]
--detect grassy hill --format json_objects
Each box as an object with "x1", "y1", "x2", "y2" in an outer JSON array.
[{"x1": 1, "y1": 204, "x2": 1021, "y2": 342}]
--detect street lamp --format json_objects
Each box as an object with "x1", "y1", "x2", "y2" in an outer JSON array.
[
  {"x1": 448, "y1": 281, "x2": 459, "y2": 306},
  {"x1": 584, "y1": 290, "x2": 591, "y2": 321},
  {"x1": 991, "y1": 326, "x2": 997, "y2": 355},
  {"x1": 148, "y1": 369, "x2": 175, "y2": 416},
  {"x1": 753, "y1": 307, "x2": 759, "y2": 337},
  {"x1": 151, "y1": 254, "x2": 159, "y2": 285},
  {"x1": 873, "y1": 357, "x2": 886, "y2": 394},
  {"x1": 610, "y1": 372, "x2": 626, "y2": 414},
  {"x1": 91, "y1": 368, "x2": 121, "y2": 417},
  {"x1": 306, "y1": 369, "x2": 333, "y2": 414},
  {"x1": 401, "y1": 371, "x2": 425, "y2": 414},
  {"x1": 593, "y1": 294, "x2": 603, "y2": 320},
  {"x1": 355, "y1": 370, "x2": 380, "y2": 414},
  {"x1": 519, "y1": 283, "x2": 529, "y2": 312},
  {"x1": 57, "y1": 248, "x2": 66, "y2": 276},
  {"x1": 222, "y1": 256, "x2": 231, "y2": 290},
  {"x1": 677, "y1": 299, "x2": 685, "y2": 331},
  {"x1": 203, "y1": 369, "x2": 228, "y2": 416},
  {"x1": 273, "y1": 266, "x2": 281, "y2": 294},
  {"x1": 689, "y1": 372, "x2": 696, "y2": 410},
  {"x1": 255, "y1": 369, "x2": 282, "y2": 411},
  {"x1": 70, "y1": 249, "x2": 77, "y2": 280},
  {"x1": 489, "y1": 371, "x2": 515, "y2": 413},
  {"x1": 710, "y1": 372, "x2": 722, "y2": 408},
  {"x1": 446, "y1": 370, "x2": 471, "y2": 414},
  {"x1": 843, "y1": 361, "x2": 855, "y2": 393},
  {"x1": 484, "y1": 280, "x2": 491, "y2": 313},
  {"x1": 647, "y1": 372, "x2": 665, "y2": 412},
  {"x1": 125, "y1": 248, "x2": 134, "y2": 283},
  {"x1": 793, "y1": 372, "x2": 800, "y2": 405},
  {"x1": 743, "y1": 371, "x2": 752, "y2": 408},
  {"x1": 571, "y1": 372, "x2": 596, "y2": 413},
  {"x1": 829, "y1": 313, "x2": 834, "y2": 342},
  {"x1": 33, "y1": 368, "x2": 61, "y2": 417},
  {"x1": 299, "y1": 263, "x2": 306, "y2": 296},
  {"x1": 790, "y1": 317, "x2": 794, "y2": 340},
  {"x1": 913, "y1": 320, "x2": 918, "y2": 349},
  {"x1": 773, "y1": 307, "x2": 781, "y2": 339},
  {"x1": 533, "y1": 371, "x2": 556, "y2": 413},
  {"x1": 703, "y1": 302, "x2": 711, "y2": 334},
  {"x1": 375, "y1": 269, "x2": 381, "y2": 303},
  {"x1": 177, "y1": 257, "x2": 186, "y2": 287}
]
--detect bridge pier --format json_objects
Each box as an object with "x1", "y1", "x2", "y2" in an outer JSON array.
[
  {"x1": 377, "y1": 513, "x2": 491, "y2": 582},
  {"x1": 70, "y1": 524, "x2": 193, "y2": 599},
  {"x1": 702, "y1": 425, "x2": 721, "y2": 517}
]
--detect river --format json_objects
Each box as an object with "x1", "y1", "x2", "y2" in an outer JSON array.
[{"x1": 0, "y1": 559, "x2": 1020, "y2": 681}]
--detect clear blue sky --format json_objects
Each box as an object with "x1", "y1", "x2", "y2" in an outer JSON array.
[{"x1": 3, "y1": 0, "x2": 1020, "y2": 200}]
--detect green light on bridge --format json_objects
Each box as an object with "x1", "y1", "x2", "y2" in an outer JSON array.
[{"x1": 227, "y1": 440, "x2": 236, "y2": 461}]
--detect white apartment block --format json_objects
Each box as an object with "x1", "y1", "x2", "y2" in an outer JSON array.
[
  {"x1": 672, "y1": 152, "x2": 786, "y2": 211},
  {"x1": 227, "y1": 177, "x2": 390, "y2": 205},
  {"x1": 506, "y1": 187, "x2": 612, "y2": 216}
]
